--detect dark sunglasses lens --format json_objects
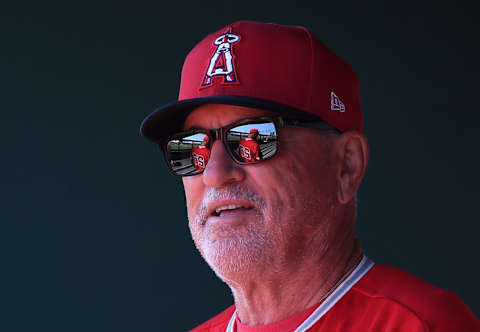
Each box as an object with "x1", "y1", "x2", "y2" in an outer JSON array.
[
  {"x1": 166, "y1": 133, "x2": 211, "y2": 175},
  {"x1": 226, "y1": 121, "x2": 278, "y2": 163}
]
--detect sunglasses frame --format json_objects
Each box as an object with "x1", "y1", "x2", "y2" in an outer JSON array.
[{"x1": 160, "y1": 116, "x2": 338, "y2": 177}]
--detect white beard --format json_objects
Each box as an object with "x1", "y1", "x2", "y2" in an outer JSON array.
[{"x1": 188, "y1": 186, "x2": 272, "y2": 279}]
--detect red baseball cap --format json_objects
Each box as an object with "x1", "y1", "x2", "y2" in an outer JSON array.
[
  {"x1": 140, "y1": 21, "x2": 362, "y2": 142},
  {"x1": 249, "y1": 128, "x2": 259, "y2": 134}
]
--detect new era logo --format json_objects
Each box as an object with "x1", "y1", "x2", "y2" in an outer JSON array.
[{"x1": 331, "y1": 92, "x2": 345, "y2": 112}]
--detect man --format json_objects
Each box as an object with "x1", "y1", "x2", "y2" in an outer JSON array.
[
  {"x1": 192, "y1": 135, "x2": 211, "y2": 171},
  {"x1": 238, "y1": 128, "x2": 261, "y2": 162},
  {"x1": 140, "y1": 21, "x2": 480, "y2": 331}
]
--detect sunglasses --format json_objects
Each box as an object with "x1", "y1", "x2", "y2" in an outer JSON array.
[{"x1": 161, "y1": 116, "x2": 337, "y2": 176}]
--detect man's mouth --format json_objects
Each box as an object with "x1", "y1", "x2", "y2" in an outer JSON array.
[
  {"x1": 213, "y1": 204, "x2": 252, "y2": 217},
  {"x1": 206, "y1": 200, "x2": 256, "y2": 220}
]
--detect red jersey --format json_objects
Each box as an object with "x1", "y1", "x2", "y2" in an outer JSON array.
[
  {"x1": 238, "y1": 138, "x2": 260, "y2": 162},
  {"x1": 192, "y1": 145, "x2": 210, "y2": 171},
  {"x1": 190, "y1": 256, "x2": 480, "y2": 332}
]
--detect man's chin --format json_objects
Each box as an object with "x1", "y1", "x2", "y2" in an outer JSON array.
[{"x1": 199, "y1": 237, "x2": 269, "y2": 279}]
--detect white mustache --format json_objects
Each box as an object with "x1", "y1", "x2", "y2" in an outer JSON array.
[{"x1": 196, "y1": 186, "x2": 266, "y2": 225}]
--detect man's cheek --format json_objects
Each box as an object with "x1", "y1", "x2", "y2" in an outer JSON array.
[
  {"x1": 185, "y1": 196, "x2": 203, "y2": 227},
  {"x1": 183, "y1": 188, "x2": 196, "y2": 212},
  {"x1": 185, "y1": 201, "x2": 197, "y2": 224}
]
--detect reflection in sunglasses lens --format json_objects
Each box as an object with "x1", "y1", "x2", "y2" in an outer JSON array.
[
  {"x1": 167, "y1": 133, "x2": 210, "y2": 176},
  {"x1": 166, "y1": 120, "x2": 279, "y2": 176},
  {"x1": 227, "y1": 122, "x2": 277, "y2": 163}
]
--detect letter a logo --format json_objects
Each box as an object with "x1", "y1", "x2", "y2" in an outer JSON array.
[{"x1": 201, "y1": 30, "x2": 240, "y2": 87}]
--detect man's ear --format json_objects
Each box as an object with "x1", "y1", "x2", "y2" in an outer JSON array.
[{"x1": 334, "y1": 131, "x2": 369, "y2": 204}]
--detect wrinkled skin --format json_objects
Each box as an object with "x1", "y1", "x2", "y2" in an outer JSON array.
[{"x1": 182, "y1": 104, "x2": 344, "y2": 282}]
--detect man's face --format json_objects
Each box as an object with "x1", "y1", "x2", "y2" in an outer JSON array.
[{"x1": 182, "y1": 104, "x2": 340, "y2": 280}]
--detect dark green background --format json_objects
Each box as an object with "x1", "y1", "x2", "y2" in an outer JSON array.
[{"x1": 1, "y1": 1, "x2": 478, "y2": 331}]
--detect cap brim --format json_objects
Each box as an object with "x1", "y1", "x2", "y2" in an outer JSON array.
[{"x1": 140, "y1": 95, "x2": 320, "y2": 143}]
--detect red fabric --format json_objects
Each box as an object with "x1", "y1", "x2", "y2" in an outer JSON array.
[
  {"x1": 179, "y1": 21, "x2": 363, "y2": 133},
  {"x1": 235, "y1": 304, "x2": 317, "y2": 332},
  {"x1": 189, "y1": 264, "x2": 480, "y2": 332},
  {"x1": 191, "y1": 145, "x2": 210, "y2": 171},
  {"x1": 238, "y1": 138, "x2": 260, "y2": 162}
]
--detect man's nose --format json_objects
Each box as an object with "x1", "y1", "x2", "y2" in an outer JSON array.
[{"x1": 202, "y1": 141, "x2": 245, "y2": 188}]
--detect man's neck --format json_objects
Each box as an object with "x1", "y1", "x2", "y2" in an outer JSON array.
[{"x1": 228, "y1": 238, "x2": 362, "y2": 326}]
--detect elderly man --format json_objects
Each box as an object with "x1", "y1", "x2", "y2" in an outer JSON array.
[{"x1": 140, "y1": 21, "x2": 480, "y2": 332}]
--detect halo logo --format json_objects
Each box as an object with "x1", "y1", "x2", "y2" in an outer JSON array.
[{"x1": 201, "y1": 31, "x2": 240, "y2": 87}]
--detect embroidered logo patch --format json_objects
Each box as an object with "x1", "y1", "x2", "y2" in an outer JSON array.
[
  {"x1": 201, "y1": 31, "x2": 240, "y2": 87},
  {"x1": 331, "y1": 91, "x2": 345, "y2": 112}
]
